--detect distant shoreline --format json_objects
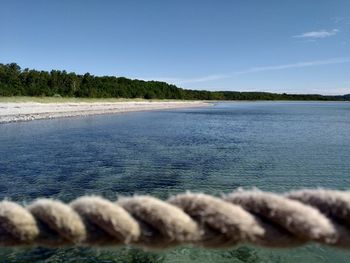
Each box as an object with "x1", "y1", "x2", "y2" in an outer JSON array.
[
  {"x1": 0, "y1": 100, "x2": 209, "y2": 124},
  {"x1": 1, "y1": 63, "x2": 349, "y2": 101}
]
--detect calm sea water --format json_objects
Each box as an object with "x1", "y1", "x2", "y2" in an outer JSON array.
[{"x1": 0, "y1": 101, "x2": 350, "y2": 262}]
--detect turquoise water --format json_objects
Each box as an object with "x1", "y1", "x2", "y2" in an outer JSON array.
[{"x1": 0, "y1": 101, "x2": 350, "y2": 262}]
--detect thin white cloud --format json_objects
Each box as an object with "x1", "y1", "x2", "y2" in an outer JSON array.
[
  {"x1": 177, "y1": 74, "x2": 228, "y2": 84},
  {"x1": 139, "y1": 57, "x2": 350, "y2": 85},
  {"x1": 293, "y1": 29, "x2": 339, "y2": 39},
  {"x1": 234, "y1": 57, "x2": 350, "y2": 75}
]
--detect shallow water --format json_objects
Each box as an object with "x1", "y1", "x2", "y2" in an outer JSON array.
[{"x1": 0, "y1": 101, "x2": 350, "y2": 262}]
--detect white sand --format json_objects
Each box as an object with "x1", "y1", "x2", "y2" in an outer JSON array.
[{"x1": 0, "y1": 101, "x2": 209, "y2": 124}]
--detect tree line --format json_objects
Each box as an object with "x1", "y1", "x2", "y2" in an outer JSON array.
[{"x1": 1, "y1": 63, "x2": 349, "y2": 101}]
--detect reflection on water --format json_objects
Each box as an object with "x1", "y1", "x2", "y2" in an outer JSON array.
[{"x1": 1, "y1": 102, "x2": 350, "y2": 262}]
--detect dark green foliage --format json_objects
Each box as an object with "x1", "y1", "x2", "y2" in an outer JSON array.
[
  {"x1": 0, "y1": 247, "x2": 165, "y2": 263},
  {"x1": 222, "y1": 247, "x2": 262, "y2": 263},
  {"x1": 0, "y1": 63, "x2": 348, "y2": 101}
]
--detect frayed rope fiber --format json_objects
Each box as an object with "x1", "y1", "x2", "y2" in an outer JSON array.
[{"x1": 1, "y1": 189, "x2": 350, "y2": 249}]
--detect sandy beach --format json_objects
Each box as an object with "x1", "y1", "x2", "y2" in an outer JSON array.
[{"x1": 0, "y1": 100, "x2": 209, "y2": 124}]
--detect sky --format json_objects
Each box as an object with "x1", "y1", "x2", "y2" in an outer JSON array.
[{"x1": 1, "y1": 0, "x2": 350, "y2": 95}]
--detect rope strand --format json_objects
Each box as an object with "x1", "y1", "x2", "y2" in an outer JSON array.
[{"x1": 1, "y1": 189, "x2": 350, "y2": 249}]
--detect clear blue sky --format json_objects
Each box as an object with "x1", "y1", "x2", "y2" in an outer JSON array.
[{"x1": 1, "y1": 0, "x2": 350, "y2": 94}]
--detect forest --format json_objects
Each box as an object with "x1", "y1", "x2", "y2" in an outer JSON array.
[{"x1": 1, "y1": 63, "x2": 349, "y2": 101}]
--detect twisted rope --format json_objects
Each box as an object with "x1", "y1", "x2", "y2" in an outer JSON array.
[{"x1": 1, "y1": 189, "x2": 350, "y2": 249}]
